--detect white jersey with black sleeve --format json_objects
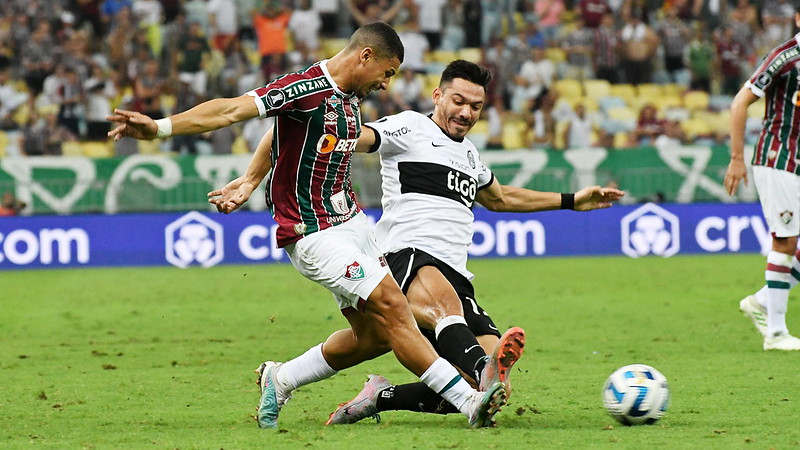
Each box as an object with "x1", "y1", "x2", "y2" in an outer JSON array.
[{"x1": 366, "y1": 110, "x2": 495, "y2": 280}]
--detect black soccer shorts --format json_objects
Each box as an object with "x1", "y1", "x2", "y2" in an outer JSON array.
[{"x1": 384, "y1": 247, "x2": 501, "y2": 341}]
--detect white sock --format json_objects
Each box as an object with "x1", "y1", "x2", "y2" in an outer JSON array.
[
  {"x1": 278, "y1": 344, "x2": 337, "y2": 391},
  {"x1": 419, "y1": 357, "x2": 476, "y2": 416},
  {"x1": 754, "y1": 251, "x2": 800, "y2": 307},
  {"x1": 764, "y1": 251, "x2": 791, "y2": 337},
  {"x1": 435, "y1": 315, "x2": 468, "y2": 338}
]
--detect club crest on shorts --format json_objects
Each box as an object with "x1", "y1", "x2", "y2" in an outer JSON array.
[
  {"x1": 780, "y1": 210, "x2": 794, "y2": 225},
  {"x1": 344, "y1": 261, "x2": 365, "y2": 280}
]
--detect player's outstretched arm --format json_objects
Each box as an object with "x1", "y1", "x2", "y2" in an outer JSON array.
[
  {"x1": 573, "y1": 185, "x2": 625, "y2": 211},
  {"x1": 107, "y1": 95, "x2": 259, "y2": 141},
  {"x1": 476, "y1": 179, "x2": 624, "y2": 212},
  {"x1": 208, "y1": 127, "x2": 275, "y2": 213}
]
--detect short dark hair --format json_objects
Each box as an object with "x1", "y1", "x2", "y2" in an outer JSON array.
[
  {"x1": 439, "y1": 60, "x2": 493, "y2": 90},
  {"x1": 345, "y1": 21, "x2": 404, "y2": 63}
]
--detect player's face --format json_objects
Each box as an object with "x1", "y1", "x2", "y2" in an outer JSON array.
[
  {"x1": 431, "y1": 78, "x2": 486, "y2": 139},
  {"x1": 355, "y1": 52, "x2": 400, "y2": 98}
]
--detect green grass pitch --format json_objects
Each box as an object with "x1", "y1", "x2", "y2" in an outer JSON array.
[{"x1": 2, "y1": 254, "x2": 800, "y2": 448}]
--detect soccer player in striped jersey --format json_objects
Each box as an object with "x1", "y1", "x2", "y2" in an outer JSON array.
[
  {"x1": 108, "y1": 23, "x2": 507, "y2": 429},
  {"x1": 725, "y1": 7, "x2": 800, "y2": 351}
]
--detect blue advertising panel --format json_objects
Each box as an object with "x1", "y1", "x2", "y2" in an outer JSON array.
[{"x1": 0, "y1": 203, "x2": 769, "y2": 270}]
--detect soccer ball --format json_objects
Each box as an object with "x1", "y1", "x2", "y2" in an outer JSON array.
[{"x1": 602, "y1": 364, "x2": 670, "y2": 426}]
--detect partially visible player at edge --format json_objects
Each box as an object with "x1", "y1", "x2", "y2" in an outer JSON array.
[
  {"x1": 107, "y1": 22, "x2": 508, "y2": 429},
  {"x1": 725, "y1": 6, "x2": 800, "y2": 351},
  {"x1": 249, "y1": 60, "x2": 624, "y2": 424}
]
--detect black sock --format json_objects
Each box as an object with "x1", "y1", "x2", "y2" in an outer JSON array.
[
  {"x1": 375, "y1": 383, "x2": 459, "y2": 414},
  {"x1": 436, "y1": 322, "x2": 488, "y2": 382}
]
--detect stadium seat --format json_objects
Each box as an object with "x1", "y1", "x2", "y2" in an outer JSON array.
[
  {"x1": 501, "y1": 120, "x2": 528, "y2": 150},
  {"x1": 606, "y1": 105, "x2": 637, "y2": 122},
  {"x1": 554, "y1": 120, "x2": 568, "y2": 149},
  {"x1": 424, "y1": 73, "x2": 440, "y2": 94},
  {"x1": 467, "y1": 119, "x2": 489, "y2": 150},
  {"x1": 81, "y1": 141, "x2": 113, "y2": 158},
  {"x1": 570, "y1": 96, "x2": 599, "y2": 112},
  {"x1": 583, "y1": 79, "x2": 611, "y2": 100},
  {"x1": 62, "y1": 141, "x2": 83, "y2": 157},
  {"x1": 747, "y1": 100, "x2": 765, "y2": 119},
  {"x1": 683, "y1": 90, "x2": 710, "y2": 112},
  {"x1": 683, "y1": 118, "x2": 713, "y2": 140},
  {"x1": 652, "y1": 94, "x2": 682, "y2": 112},
  {"x1": 321, "y1": 38, "x2": 349, "y2": 59},
  {"x1": 662, "y1": 83, "x2": 685, "y2": 97},
  {"x1": 544, "y1": 47, "x2": 566, "y2": 64},
  {"x1": 161, "y1": 94, "x2": 177, "y2": 112},
  {"x1": 245, "y1": 45, "x2": 260, "y2": 67},
  {"x1": 613, "y1": 132, "x2": 630, "y2": 148},
  {"x1": 429, "y1": 50, "x2": 459, "y2": 64},
  {"x1": 459, "y1": 47, "x2": 482, "y2": 63},
  {"x1": 636, "y1": 83, "x2": 663, "y2": 98},
  {"x1": 710, "y1": 110, "x2": 731, "y2": 134},
  {"x1": 138, "y1": 139, "x2": 160, "y2": 154},
  {"x1": 609, "y1": 83, "x2": 636, "y2": 101},
  {"x1": 553, "y1": 79, "x2": 582, "y2": 99},
  {"x1": 232, "y1": 136, "x2": 249, "y2": 154},
  {"x1": 0, "y1": 130, "x2": 7, "y2": 158}
]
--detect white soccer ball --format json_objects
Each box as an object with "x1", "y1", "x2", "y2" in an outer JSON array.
[{"x1": 602, "y1": 364, "x2": 670, "y2": 426}]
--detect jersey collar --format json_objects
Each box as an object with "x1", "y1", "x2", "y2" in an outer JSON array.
[
  {"x1": 427, "y1": 113, "x2": 465, "y2": 143},
  {"x1": 319, "y1": 59, "x2": 353, "y2": 98}
]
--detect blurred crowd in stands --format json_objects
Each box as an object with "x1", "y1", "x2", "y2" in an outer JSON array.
[{"x1": 0, "y1": 0, "x2": 787, "y2": 157}]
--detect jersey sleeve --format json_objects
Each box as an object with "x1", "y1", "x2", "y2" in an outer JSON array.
[
  {"x1": 245, "y1": 74, "x2": 306, "y2": 118},
  {"x1": 745, "y1": 45, "x2": 798, "y2": 98},
  {"x1": 474, "y1": 151, "x2": 495, "y2": 190},
  {"x1": 364, "y1": 111, "x2": 416, "y2": 155}
]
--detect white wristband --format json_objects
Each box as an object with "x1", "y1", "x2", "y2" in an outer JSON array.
[{"x1": 155, "y1": 118, "x2": 173, "y2": 138}]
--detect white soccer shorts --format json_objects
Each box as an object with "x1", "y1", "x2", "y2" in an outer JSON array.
[
  {"x1": 285, "y1": 212, "x2": 389, "y2": 310},
  {"x1": 752, "y1": 165, "x2": 800, "y2": 237}
]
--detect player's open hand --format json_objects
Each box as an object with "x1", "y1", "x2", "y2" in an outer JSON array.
[
  {"x1": 107, "y1": 109, "x2": 158, "y2": 141},
  {"x1": 574, "y1": 186, "x2": 625, "y2": 211},
  {"x1": 208, "y1": 177, "x2": 256, "y2": 214},
  {"x1": 723, "y1": 159, "x2": 748, "y2": 196}
]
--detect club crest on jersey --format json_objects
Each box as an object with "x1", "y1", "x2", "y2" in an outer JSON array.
[
  {"x1": 330, "y1": 190, "x2": 350, "y2": 215},
  {"x1": 265, "y1": 89, "x2": 286, "y2": 108},
  {"x1": 467, "y1": 149, "x2": 476, "y2": 169},
  {"x1": 780, "y1": 210, "x2": 794, "y2": 225},
  {"x1": 344, "y1": 261, "x2": 365, "y2": 280},
  {"x1": 317, "y1": 134, "x2": 358, "y2": 154}
]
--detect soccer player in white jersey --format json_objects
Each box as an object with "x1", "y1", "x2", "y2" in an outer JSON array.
[
  {"x1": 109, "y1": 23, "x2": 508, "y2": 429},
  {"x1": 325, "y1": 60, "x2": 624, "y2": 424},
  {"x1": 725, "y1": 8, "x2": 800, "y2": 351}
]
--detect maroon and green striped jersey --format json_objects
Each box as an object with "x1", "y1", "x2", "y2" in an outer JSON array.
[
  {"x1": 746, "y1": 34, "x2": 800, "y2": 173},
  {"x1": 246, "y1": 60, "x2": 362, "y2": 247}
]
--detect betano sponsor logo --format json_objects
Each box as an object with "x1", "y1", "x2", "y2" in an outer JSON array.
[{"x1": 316, "y1": 134, "x2": 357, "y2": 154}]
